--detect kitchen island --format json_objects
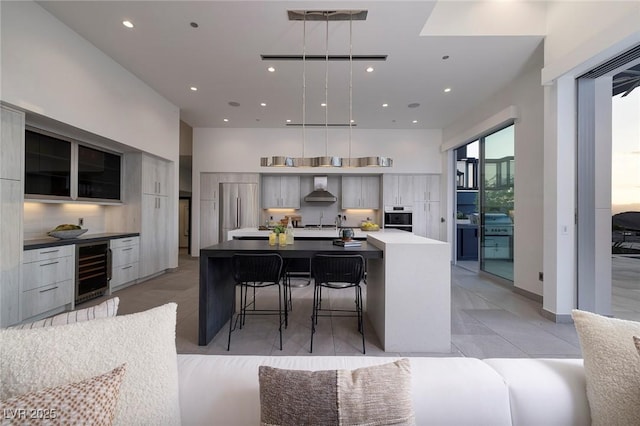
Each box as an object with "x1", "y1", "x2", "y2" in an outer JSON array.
[
  {"x1": 199, "y1": 232, "x2": 451, "y2": 352},
  {"x1": 227, "y1": 227, "x2": 384, "y2": 241}
]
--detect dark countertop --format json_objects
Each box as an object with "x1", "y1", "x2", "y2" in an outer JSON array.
[
  {"x1": 201, "y1": 239, "x2": 383, "y2": 259},
  {"x1": 24, "y1": 232, "x2": 140, "y2": 250}
]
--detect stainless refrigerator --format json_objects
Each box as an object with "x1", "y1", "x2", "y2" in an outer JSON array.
[{"x1": 219, "y1": 183, "x2": 258, "y2": 241}]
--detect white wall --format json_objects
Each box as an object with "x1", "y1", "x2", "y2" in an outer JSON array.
[
  {"x1": 0, "y1": 1, "x2": 179, "y2": 162},
  {"x1": 542, "y1": 1, "x2": 640, "y2": 83},
  {"x1": 442, "y1": 44, "x2": 545, "y2": 296}
]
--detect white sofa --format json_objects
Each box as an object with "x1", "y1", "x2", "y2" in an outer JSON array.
[{"x1": 176, "y1": 355, "x2": 590, "y2": 426}]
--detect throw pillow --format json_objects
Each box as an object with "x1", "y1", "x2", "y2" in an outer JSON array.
[
  {"x1": 258, "y1": 358, "x2": 415, "y2": 426},
  {"x1": 9, "y1": 297, "x2": 120, "y2": 329},
  {"x1": 0, "y1": 303, "x2": 180, "y2": 426},
  {"x1": 572, "y1": 309, "x2": 640, "y2": 426},
  {"x1": 0, "y1": 364, "x2": 126, "y2": 426}
]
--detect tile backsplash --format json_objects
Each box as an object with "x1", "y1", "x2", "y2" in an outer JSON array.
[{"x1": 24, "y1": 202, "x2": 107, "y2": 240}]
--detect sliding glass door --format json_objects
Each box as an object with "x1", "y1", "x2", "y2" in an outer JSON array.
[{"x1": 480, "y1": 125, "x2": 515, "y2": 281}]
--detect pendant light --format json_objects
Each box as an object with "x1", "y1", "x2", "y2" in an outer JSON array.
[{"x1": 260, "y1": 10, "x2": 392, "y2": 168}]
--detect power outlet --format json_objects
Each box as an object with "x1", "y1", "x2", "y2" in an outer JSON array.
[
  {"x1": 538, "y1": 272, "x2": 544, "y2": 281},
  {"x1": 78, "y1": 218, "x2": 84, "y2": 226}
]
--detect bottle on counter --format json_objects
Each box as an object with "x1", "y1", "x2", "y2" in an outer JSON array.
[{"x1": 286, "y1": 220, "x2": 294, "y2": 244}]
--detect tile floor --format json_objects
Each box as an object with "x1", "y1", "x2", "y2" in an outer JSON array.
[{"x1": 79, "y1": 249, "x2": 595, "y2": 359}]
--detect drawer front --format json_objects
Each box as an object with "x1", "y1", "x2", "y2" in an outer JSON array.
[
  {"x1": 110, "y1": 237, "x2": 140, "y2": 249},
  {"x1": 23, "y1": 256, "x2": 74, "y2": 291},
  {"x1": 23, "y1": 245, "x2": 74, "y2": 263},
  {"x1": 112, "y1": 245, "x2": 139, "y2": 267},
  {"x1": 111, "y1": 262, "x2": 139, "y2": 288},
  {"x1": 22, "y1": 280, "x2": 73, "y2": 319}
]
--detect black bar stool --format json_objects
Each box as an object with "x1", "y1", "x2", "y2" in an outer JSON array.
[
  {"x1": 228, "y1": 253, "x2": 284, "y2": 351},
  {"x1": 310, "y1": 254, "x2": 366, "y2": 354}
]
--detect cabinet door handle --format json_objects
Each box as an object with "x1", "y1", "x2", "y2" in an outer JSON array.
[
  {"x1": 39, "y1": 286, "x2": 58, "y2": 293},
  {"x1": 122, "y1": 248, "x2": 133, "y2": 251},
  {"x1": 39, "y1": 261, "x2": 59, "y2": 267},
  {"x1": 39, "y1": 250, "x2": 59, "y2": 254},
  {"x1": 121, "y1": 239, "x2": 132, "y2": 243},
  {"x1": 122, "y1": 265, "x2": 133, "y2": 270}
]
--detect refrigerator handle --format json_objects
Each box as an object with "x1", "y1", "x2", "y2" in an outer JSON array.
[{"x1": 236, "y1": 197, "x2": 240, "y2": 228}]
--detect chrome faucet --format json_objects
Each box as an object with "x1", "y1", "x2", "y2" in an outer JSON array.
[{"x1": 318, "y1": 211, "x2": 323, "y2": 229}]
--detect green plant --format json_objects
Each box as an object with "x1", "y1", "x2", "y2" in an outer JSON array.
[{"x1": 273, "y1": 224, "x2": 286, "y2": 234}]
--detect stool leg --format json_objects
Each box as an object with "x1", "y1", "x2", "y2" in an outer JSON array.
[
  {"x1": 227, "y1": 285, "x2": 236, "y2": 351},
  {"x1": 310, "y1": 283, "x2": 318, "y2": 353},
  {"x1": 278, "y1": 284, "x2": 283, "y2": 350},
  {"x1": 358, "y1": 285, "x2": 365, "y2": 354}
]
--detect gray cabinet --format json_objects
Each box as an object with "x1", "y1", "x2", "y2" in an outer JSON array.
[
  {"x1": 140, "y1": 193, "x2": 170, "y2": 278},
  {"x1": 413, "y1": 201, "x2": 441, "y2": 240},
  {"x1": 142, "y1": 155, "x2": 170, "y2": 196},
  {"x1": 110, "y1": 237, "x2": 139, "y2": 290},
  {"x1": 383, "y1": 175, "x2": 414, "y2": 206},
  {"x1": 413, "y1": 174, "x2": 440, "y2": 202},
  {"x1": 1, "y1": 106, "x2": 24, "y2": 327},
  {"x1": 342, "y1": 176, "x2": 380, "y2": 209},
  {"x1": 262, "y1": 175, "x2": 300, "y2": 208},
  {"x1": 22, "y1": 245, "x2": 74, "y2": 321}
]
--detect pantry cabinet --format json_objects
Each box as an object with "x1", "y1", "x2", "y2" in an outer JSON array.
[
  {"x1": 413, "y1": 201, "x2": 441, "y2": 240},
  {"x1": 341, "y1": 176, "x2": 380, "y2": 209},
  {"x1": 413, "y1": 174, "x2": 440, "y2": 202},
  {"x1": 0, "y1": 105, "x2": 24, "y2": 327}
]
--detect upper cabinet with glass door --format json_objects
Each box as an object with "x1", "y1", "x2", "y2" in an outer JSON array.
[{"x1": 25, "y1": 129, "x2": 122, "y2": 203}]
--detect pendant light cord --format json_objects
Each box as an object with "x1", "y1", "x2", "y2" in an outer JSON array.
[
  {"x1": 302, "y1": 13, "x2": 306, "y2": 159},
  {"x1": 325, "y1": 13, "x2": 329, "y2": 158},
  {"x1": 349, "y1": 13, "x2": 353, "y2": 166}
]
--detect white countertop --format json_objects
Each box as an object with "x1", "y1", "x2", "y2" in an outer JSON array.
[{"x1": 227, "y1": 227, "x2": 402, "y2": 240}]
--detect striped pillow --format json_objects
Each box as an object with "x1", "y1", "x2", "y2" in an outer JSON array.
[{"x1": 9, "y1": 297, "x2": 119, "y2": 329}]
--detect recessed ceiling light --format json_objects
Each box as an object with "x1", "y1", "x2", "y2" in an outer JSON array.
[
  {"x1": 442, "y1": 55, "x2": 450, "y2": 60},
  {"x1": 223, "y1": 118, "x2": 229, "y2": 122},
  {"x1": 444, "y1": 88, "x2": 452, "y2": 93},
  {"x1": 408, "y1": 103, "x2": 420, "y2": 108},
  {"x1": 260, "y1": 102, "x2": 267, "y2": 107},
  {"x1": 228, "y1": 101, "x2": 240, "y2": 107},
  {"x1": 267, "y1": 66, "x2": 275, "y2": 73},
  {"x1": 190, "y1": 22, "x2": 199, "y2": 28},
  {"x1": 382, "y1": 103, "x2": 388, "y2": 108},
  {"x1": 190, "y1": 86, "x2": 198, "y2": 91},
  {"x1": 366, "y1": 67, "x2": 374, "y2": 73},
  {"x1": 321, "y1": 103, "x2": 327, "y2": 107},
  {"x1": 350, "y1": 119, "x2": 355, "y2": 123},
  {"x1": 122, "y1": 20, "x2": 134, "y2": 29},
  {"x1": 412, "y1": 120, "x2": 418, "y2": 124},
  {"x1": 286, "y1": 119, "x2": 291, "y2": 123}
]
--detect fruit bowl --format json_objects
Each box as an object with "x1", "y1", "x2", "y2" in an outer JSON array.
[
  {"x1": 47, "y1": 229, "x2": 88, "y2": 239},
  {"x1": 360, "y1": 224, "x2": 380, "y2": 231}
]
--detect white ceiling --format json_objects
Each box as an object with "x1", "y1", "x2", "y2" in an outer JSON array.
[{"x1": 37, "y1": 1, "x2": 544, "y2": 130}]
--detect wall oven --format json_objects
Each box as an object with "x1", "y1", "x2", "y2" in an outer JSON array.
[
  {"x1": 76, "y1": 241, "x2": 111, "y2": 304},
  {"x1": 384, "y1": 206, "x2": 413, "y2": 232}
]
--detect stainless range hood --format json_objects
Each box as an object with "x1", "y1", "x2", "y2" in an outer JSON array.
[{"x1": 304, "y1": 176, "x2": 337, "y2": 203}]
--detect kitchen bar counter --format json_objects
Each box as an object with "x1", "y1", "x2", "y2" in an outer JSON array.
[
  {"x1": 199, "y1": 232, "x2": 451, "y2": 352},
  {"x1": 24, "y1": 232, "x2": 140, "y2": 249}
]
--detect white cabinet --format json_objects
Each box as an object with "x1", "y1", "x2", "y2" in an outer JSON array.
[
  {"x1": 262, "y1": 175, "x2": 300, "y2": 208},
  {"x1": 22, "y1": 245, "x2": 74, "y2": 321},
  {"x1": 413, "y1": 201, "x2": 441, "y2": 240},
  {"x1": 383, "y1": 175, "x2": 414, "y2": 206},
  {"x1": 0, "y1": 106, "x2": 24, "y2": 327},
  {"x1": 200, "y1": 200, "x2": 219, "y2": 248},
  {"x1": 140, "y1": 193, "x2": 170, "y2": 278},
  {"x1": 413, "y1": 174, "x2": 440, "y2": 202},
  {"x1": 1, "y1": 106, "x2": 25, "y2": 180},
  {"x1": 110, "y1": 237, "x2": 139, "y2": 290},
  {"x1": 201, "y1": 173, "x2": 219, "y2": 201},
  {"x1": 142, "y1": 155, "x2": 170, "y2": 196},
  {"x1": 342, "y1": 176, "x2": 380, "y2": 209}
]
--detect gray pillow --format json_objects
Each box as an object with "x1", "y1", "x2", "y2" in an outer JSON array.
[
  {"x1": 572, "y1": 310, "x2": 640, "y2": 426},
  {"x1": 258, "y1": 358, "x2": 415, "y2": 426}
]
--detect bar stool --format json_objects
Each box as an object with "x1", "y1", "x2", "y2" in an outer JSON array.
[
  {"x1": 228, "y1": 253, "x2": 284, "y2": 351},
  {"x1": 310, "y1": 254, "x2": 366, "y2": 354}
]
